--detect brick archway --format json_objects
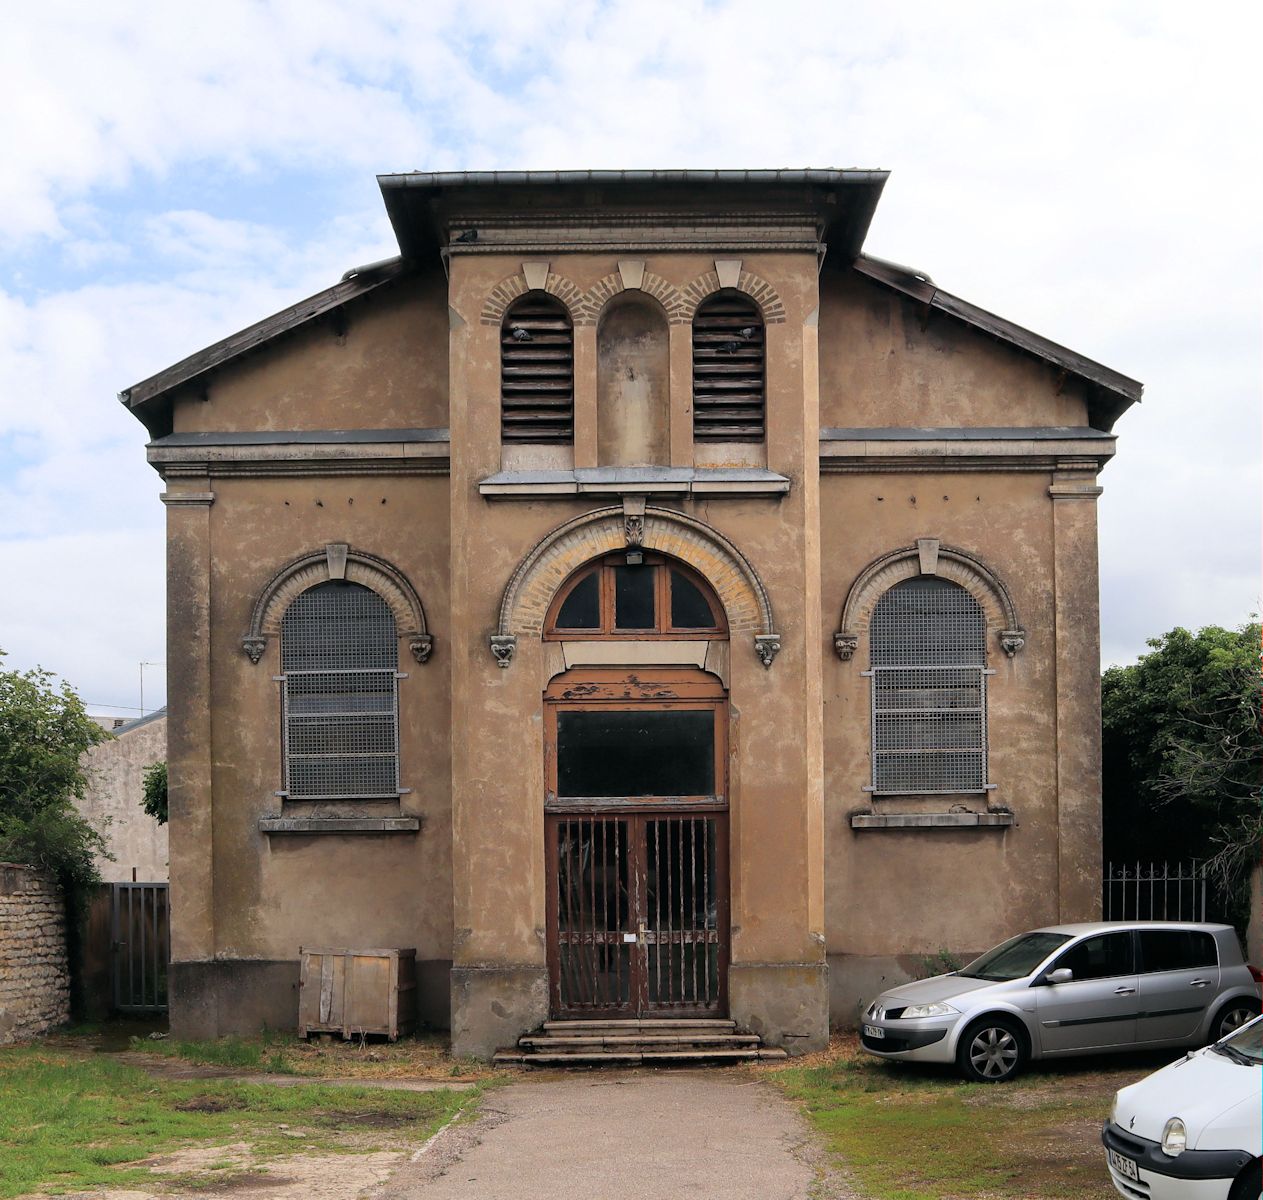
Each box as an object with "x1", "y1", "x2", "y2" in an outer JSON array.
[
  {"x1": 493, "y1": 506, "x2": 779, "y2": 667},
  {"x1": 833, "y1": 539, "x2": 1025, "y2": 662},
  {"x1": 242, "y1": 543, "x2": 433, "y2": 665}
]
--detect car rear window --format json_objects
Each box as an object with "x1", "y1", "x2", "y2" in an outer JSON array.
[{"x1": 1138, "y1": 930, "x2": 1217, "y2": 973}]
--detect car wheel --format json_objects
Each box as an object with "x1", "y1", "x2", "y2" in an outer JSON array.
[
  {"x1": 956, "y1": 1017, "x2": 1028, "y2": 1083},
  {"x1": 1226, "y1": 1158, "x2": 1261, "y2": 1200},
  {"x1": 1212, "y1": 998, "x2": 1262, "y2": 1041}
]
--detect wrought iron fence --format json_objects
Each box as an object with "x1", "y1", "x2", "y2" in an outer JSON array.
[{"x1": 1103, "y1": 861, "x2": 1208, "y2": 923}]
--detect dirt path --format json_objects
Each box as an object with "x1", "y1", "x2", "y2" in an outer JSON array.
[{"x1": 376, "y1": 1069, "x2": 859, "y2": 1200}]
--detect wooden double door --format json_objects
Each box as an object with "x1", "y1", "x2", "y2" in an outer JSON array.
[{"x1": 544, "y1": 670, "x2": 729, "y2": 1018}]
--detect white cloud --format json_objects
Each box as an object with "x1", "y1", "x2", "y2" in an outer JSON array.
[{"x1": 0, "y1": 0, "x2": 1259, "y2": 704}]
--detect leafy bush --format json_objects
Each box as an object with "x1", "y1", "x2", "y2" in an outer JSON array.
[
  {"x1": 0, "y1": 652, "x2": 110, "y2": 893},
  {"x1": 141, "y1": 761, "x2": 168, "y2": 825}
]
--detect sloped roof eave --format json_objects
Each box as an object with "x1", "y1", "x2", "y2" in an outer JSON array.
[{"x1": 853, "y1": 255, "x2": 1142, "y2": 429}]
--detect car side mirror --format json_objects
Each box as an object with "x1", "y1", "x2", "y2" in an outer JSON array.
[{"x1": 1045, "y1": 968, "x2": 1073, "y2": 985}]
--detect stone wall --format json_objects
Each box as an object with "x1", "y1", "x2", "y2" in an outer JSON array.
[
  {"x1": 0, "y1": 864, "x2": 70, "y2": 1043},
  {"x1": 78, "y1": 711, "x2": 168, "y2": 883}
]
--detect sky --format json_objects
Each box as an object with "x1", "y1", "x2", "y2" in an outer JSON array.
[{"x1": 0, "y1": 0, "x2": 1258, "y2": 720}]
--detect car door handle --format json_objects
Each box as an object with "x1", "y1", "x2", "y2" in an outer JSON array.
[
  {"x1": 1113, "y1": 986, "x2": 1136, "y2": 995},
  {"x1": 1189, "y1": 979, "x2": 1210, "y2": 987}
]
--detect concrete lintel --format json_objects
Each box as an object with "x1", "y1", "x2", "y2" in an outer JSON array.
[
  {"x1": 160, "y1": 491, "x2": 215, "y2": 506},
  {"x1": 478, "y1": 468, "x2": 791, "y2": 500},
  {"x1": 850, "y1": 812, "x2": 1014, "y2": 830},
  {"x1": 1048, "y1": 482, "x2": 1105, "y2": 499},
  {"x1": 258, "y1": 817, "x2": 421, "y2": 834},
  {"x1": 561, "y1": 640, "x2": 709, "y2": 668}
]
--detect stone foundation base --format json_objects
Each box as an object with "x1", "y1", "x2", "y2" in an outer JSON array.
[
  {"x1": 728, "y1": 961, "x2": 828, "y2": 1054},
  {"x1": 450, "y1": 965, "x2": 549, "y2": 1059},
  {"x1": 170, "y1": 958, "x2": 452, "y2": 1039}
]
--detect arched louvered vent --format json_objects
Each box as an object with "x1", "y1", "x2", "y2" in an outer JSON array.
[
  {"x1": 501, "y1": 293, "x2": 574, "y2": 443},
  {"x1": 692, "y1": 292, "x2": 764, "y2": 442}
]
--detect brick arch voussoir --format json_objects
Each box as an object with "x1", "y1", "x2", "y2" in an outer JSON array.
[
  {"x1": 480, "y1": 272, "x2": 584, "y2": 326},
  {"x1": 245, "y1": 546, "x2": 431, "y2": 664},
  {"x1": 498, "y1": 507, "x2": 775, "y2": 642},
  {"x1": 834, "y1": 543, "x2": 1024, "y2": 661},
  {"x1": 576, "y1": 272, "x2": 686, "y2": 327},
  {"x1": 680, "y1": 269, "x2": 787, "y2": 324}
]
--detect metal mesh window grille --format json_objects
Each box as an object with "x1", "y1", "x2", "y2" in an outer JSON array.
[
  {"x1": 870, "y1": 577, "x2": 987, "y2": 794},
  {"x1": 692, "y1": 293, "x2": 764, "y2": 442},
  {"x1": 501, "y1": 293, "x2": 574, "y2": 444},
  {"x1": 280, "y1": 581, "x2": 399, "y2": 799}
]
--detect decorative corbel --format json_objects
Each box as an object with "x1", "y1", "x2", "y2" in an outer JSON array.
[
  {"x1": 241, "y1": 636, "x2": 267, "y2": 665},
  {"x1": 833, "y1": 632, "x2": 858, "y2": 661},
  {"x1": 999, "y1": 629, "x2": 1026, "y2": 658},
  {"x1": 754, "y1": 633, "x2": 781, "y2": 669},
  {"x1": 489, "y1": 634, "x2": 517, "y2": 668},
  {"x1": 622, "y1": 496, "x2": 646, "y2": 547},
  {"x1": 409, "y1": 634, "x2": 434, "y2": 665}
]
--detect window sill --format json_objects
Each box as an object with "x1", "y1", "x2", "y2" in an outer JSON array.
[
  {"x1": 478, "y1": 467, "x2": 790, "y2": 499},
  {"x1": 259, "y1": 817, "x2": 421, "y2": 835},
  {"x1": 850, "y1": 812, "x2": 1014, "y2": 831}
]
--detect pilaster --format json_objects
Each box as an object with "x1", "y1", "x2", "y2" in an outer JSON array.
[
  {"x1": 161, "y1": 482, "x2": 216, "y2": 1037},
  {"x1": 1050, "y1": 463, "x2": 1105, "y2": 920}
]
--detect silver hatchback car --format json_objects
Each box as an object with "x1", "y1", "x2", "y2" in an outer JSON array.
[{"x1": 860, "y1": 922, "x2": 1262, "y2": 1083}]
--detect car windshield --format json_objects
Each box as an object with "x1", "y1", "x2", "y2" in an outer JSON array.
[
  {"x1": 957, "y1": 932, "x2": 1073, "y2": 981},
  {"x1": 1212, "y1": 1018, "x2": 1263, "y2": 1064}
]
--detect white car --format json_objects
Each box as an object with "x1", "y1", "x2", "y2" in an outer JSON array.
[{"x1": 1103, "y1": 1015, "x2": 1262, "y2": 1199}]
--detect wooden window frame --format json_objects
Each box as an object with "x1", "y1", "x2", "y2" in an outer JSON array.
[{"x1": 544, "y1": 553, "x2": 727, "y2": 641}]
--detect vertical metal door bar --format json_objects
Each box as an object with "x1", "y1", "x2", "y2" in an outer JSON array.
[
  {"x1": 676, "y1": 816, "x2": 685, "y2": 1005},
  {"x1": 702, "y1": 818, "x2": 711, "y2": 1003},
  {"x1": 586, "y1": 815, "x2": 596, "y2": 1007},
  {"x1": 600, "y1": 818, "x2": 609, "y2": 1006},
  {"x1": 653, "y1": 818, "x2": 661, "y2": 1008}
]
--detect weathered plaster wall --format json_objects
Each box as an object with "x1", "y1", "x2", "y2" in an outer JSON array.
[
  {"x1": 446, "y1": 248, "x2": 829, "y2": 1056},
  {"x1": 78, "y1": 712, "x2": 168, "y2": 883},
  {"x1": 0, "y1": 864, "x2": 70, "y2": 1043},
  {"x1": 173, "y1": 273, "x2": 450, "y2": 434},
  {"x1": 818, "y1": 271, "x2": 1092, "y2": 429}
]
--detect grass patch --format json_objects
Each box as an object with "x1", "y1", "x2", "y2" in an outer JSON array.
[
  {"x1": 122, "y1": 1028, "x2": 499, "y2": 1082},
  {"x1": 763, "y1": 1035, "x2": 1173, "y2": 1200},
  {"x1": 0, "y1": 1045, "x2": 476, "y2": 1198}
]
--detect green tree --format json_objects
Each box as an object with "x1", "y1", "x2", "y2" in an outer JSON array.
[
  {"x1": 0, "y1": 651, "x2": 111, "y2": 893},
  {"x1": 141, "y1": 760, "x2": 168, "y2": 825},
  {"x1": 1102, "y1": 621, "x2": 1261, "y2": 916}
]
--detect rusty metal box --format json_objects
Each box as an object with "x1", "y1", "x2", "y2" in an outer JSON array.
[{"x1": 298, "y1": 946, "x2": 416, "y2": 1041}]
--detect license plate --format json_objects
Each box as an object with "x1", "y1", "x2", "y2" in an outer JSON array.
[
  {"x1": 863, "y1": 1024, "x2": 885, "y2": 1040},
  {"x1": 1107, "y1": 1148, "x2": 1139, "y2": 1182}
]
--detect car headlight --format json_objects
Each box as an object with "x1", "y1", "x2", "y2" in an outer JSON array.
[
  {"x1": 897, "y1": 1002, "x2": 959, "y2": 1019},
  {"x1": 1160, "y1": 1117, "x2": 1187, "y2": 1157}
]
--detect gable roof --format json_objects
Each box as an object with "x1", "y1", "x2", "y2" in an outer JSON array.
[
  {"x1": 853, "y1": 256, "x2": 1142, "y2": 431},
  {"x1": 119, "y1": 170, "x2": 1141, "y2": 435}
]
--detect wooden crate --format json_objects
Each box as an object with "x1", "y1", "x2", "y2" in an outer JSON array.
[{"x1": 298, "y1": 947, "x2": 416, "y2": 1041}]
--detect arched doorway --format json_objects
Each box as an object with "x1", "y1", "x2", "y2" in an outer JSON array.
[{"x1": 542, "y1": 553, "x2": 730, "y2": 1018}]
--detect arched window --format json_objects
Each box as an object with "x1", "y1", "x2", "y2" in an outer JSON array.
[
  {"x1": 546, "y1": 554, "x2": 726, "y2": 639},
  {"x1": 501, "y1": 292, "x2": 574, "y2": 444},
  {"x1": 280, "y1": 580, "x2": 400, "y2": 799},
  {"x1": 692, "y1": 292, "x2": 764, "y2": 442},
  {"x1": 869, "y1": 577, "x2": 988, "y2": 795}
]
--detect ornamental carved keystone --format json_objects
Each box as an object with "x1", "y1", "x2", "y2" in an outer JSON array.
[
  {"x1": 833, "y1": 632, "x2": 859, "y2": 661},
  {"x1": 999, "y1": 629, "x2": 1026, "y2": 658},
  {"x1": 242, "y1": 636, "x2": 267, "y2": 664},
  {"x1": 409, "y1": 634, "x2": 434, "y2": 664},
  {"x1": 489, "y1": 634, "x2": 517, "y2": 668},
  {"x1": 754, "y1": 633, "x2": 781, "y2": 669},
  {"x1": 622, "y1": 496, "x2": 646, "y2": 547}
]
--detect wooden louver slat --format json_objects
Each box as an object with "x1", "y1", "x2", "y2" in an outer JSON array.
[
  {"x1": 501, "y1": 294, "x2": 574, "y2": 443},
  {"x1": 692, "y1": 294, "x2": 764, "y2": 442}
]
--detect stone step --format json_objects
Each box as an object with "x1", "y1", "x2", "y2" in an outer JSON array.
[
  {"x1": 542, "y1": 1018, "x2": 737, "y2": 1033},
  {"x1": 521, "y1": 1033, "x2": 760, "y2": 1048},
  {"x1": 493, "y1": 1046, "x2": 787, "y2": 1067}
]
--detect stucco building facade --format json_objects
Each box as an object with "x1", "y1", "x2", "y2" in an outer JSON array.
[{"x1": 122, "y1": 171, "x2": 1140, "y2": 1056}]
